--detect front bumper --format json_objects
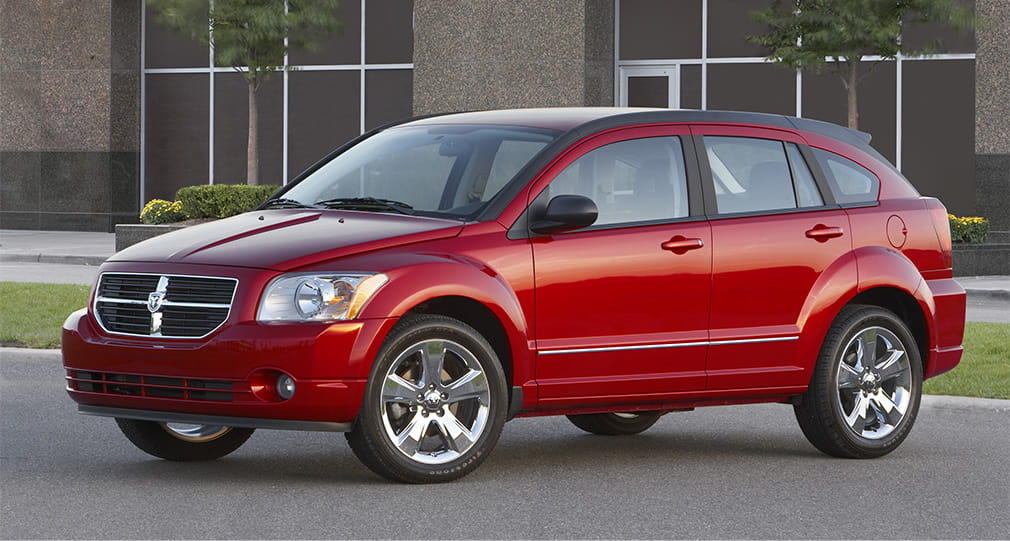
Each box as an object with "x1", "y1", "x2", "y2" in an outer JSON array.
[{"x1": 62, "y1": 308, "x2": 397, "y2": 424}]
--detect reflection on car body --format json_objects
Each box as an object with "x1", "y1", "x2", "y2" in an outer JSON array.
[{"x1": 62, "y1": 108, "x2": 966, "y2": 483}]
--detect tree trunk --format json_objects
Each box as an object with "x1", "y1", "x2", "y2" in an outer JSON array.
[
  {"x1": 846, "y1": 60, "x2": 859, "y2": 130},
  {"x1": 247, "y1": 81, "x2": 259, "y2": 185}
]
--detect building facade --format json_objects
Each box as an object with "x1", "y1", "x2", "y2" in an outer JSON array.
[{"x1": 1, "y1": 0, "x2": 1007, "y2": 237}]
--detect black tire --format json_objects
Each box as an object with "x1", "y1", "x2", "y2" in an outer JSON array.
[
  {"x1": 346, "y1": 314, "x2": 508, "y2": 483},
  {"x1": 566, "y1": 411, "x2": 663, "y2": 435},
  {"x1": 115, "y1": 418, "x2": 254, "y2": 461},
  {"x1": 794, "y1": 305, "x2": 922, "y2": 458}
]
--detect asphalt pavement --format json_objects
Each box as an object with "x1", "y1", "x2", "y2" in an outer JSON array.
[{"x1": 2, "y1": 350, "x2": 1008, "y2": 539}]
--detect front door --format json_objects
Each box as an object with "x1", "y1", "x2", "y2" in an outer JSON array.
[{"x1": 530, "y1": 127, "x2": 711, "y2": 404}]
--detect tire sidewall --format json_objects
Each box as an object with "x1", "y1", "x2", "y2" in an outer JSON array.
[
  {"x1": 821, "y1": 308, "x2": 923, "y2": 456},
  {"x1": 356, "y1": 315, "x2": 507, "y2": 482}
]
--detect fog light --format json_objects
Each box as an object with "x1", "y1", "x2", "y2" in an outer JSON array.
[{"x1": 276, "y1": 374, "x2": 296, "y2": 400}]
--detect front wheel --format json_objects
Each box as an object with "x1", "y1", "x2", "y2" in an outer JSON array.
[
  {"x1": 794, "y1": 305, "x2": 922, "y2": 458},
  {"x1": 115, "y1": 418, "x2": 254, "y2": 461},
  {"x1": 567, "y1": 411, "x2": 663, "y2": 435},
  {"x1": 346, "y1": 315, "x2": 508, "y2": 483}
]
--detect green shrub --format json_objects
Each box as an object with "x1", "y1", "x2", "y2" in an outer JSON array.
[
  {"x1": 176, "y1": 184, "x2": 281, "y2": 219},
  {"x1": 948, "y1": 214, "x2": 989, "y2": 244},
  {"x1": 139, "y1": 199, "x2": 188, "y2": 224}
]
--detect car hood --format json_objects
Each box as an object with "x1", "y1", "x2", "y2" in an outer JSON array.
[{"x1": 110, "y1": 210, "x2": 465, "y2": 271}]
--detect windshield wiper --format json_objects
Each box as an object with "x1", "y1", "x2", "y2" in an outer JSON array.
[
  {"x1": 261, "y1": 197, "x2": 321, "y2": 209},
  {"x1": 316, "y1": 197, "x2": 415, "y2": 215}
]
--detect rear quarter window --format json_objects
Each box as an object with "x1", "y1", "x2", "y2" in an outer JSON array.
[{"x1": 812, "y1": 148, "x2": 880, "y2": 204}]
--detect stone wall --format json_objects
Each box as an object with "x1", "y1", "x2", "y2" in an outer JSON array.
[
  {"x1": 975, "y1": 0, "x2": 1010, "y2": 239},
  {"x1": 412, "y1": 0, "x2": 614, "y2": 114},
  {"x1": 0, "y1": 0, "x2": 140, "y2": 232}
]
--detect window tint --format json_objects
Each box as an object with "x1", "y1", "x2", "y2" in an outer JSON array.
[
  {"x1": 812, "y1": 148, "x2": 880, "y2": 204},
  {"x1": 786, "y1": 143, "x2": 824, "y2": 207},
  {"x1": 284, "y1": 126, "x2": 556, "y2": 218},
  {"x1": 704, "y1": 136, "x2": 798, "y2": 213},
  {"x1": 548, "y1": 137, "x2": 690, "y2": 226},
  {"x1": 484, "y1": 140, "x2": 548, "y2": 198}
]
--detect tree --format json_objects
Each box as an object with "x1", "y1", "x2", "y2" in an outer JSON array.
[
  {"x1": 749, "y1": 0, "x2": 973, "y2": 130},
  {"x1": 147, "y1": 0, "x2": 342, "y2": 185}
]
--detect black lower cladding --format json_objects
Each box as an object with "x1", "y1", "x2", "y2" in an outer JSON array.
[{"x1": 71, "y1": 370, "x2": 234, "y2": 402}]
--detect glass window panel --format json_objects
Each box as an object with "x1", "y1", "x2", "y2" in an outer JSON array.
[
  {"x1": 786, "y1": 143, "x2": 823, "y2": 207},
  {"x1": 548, "y1": 137, "x2": 690, "y2": 226},
  {"x1": 812, "y1": 148, "x2": 880, "y2": 204},
  {"x1": 704, "y1": 136, "x2": 797, "y2": 213},
  {"x1": 627, "y1": 77, "x2": 669, "y2": 108}
]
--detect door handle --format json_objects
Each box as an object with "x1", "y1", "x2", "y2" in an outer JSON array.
[
  {"x1": 661, "y1": 236, "x2": 704, "y2": 253},
  {"x1": 805, "y1": 225, "x2": 844, "y2": 241}
]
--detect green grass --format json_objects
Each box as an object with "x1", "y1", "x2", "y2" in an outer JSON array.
[
  {"x1": 0, "y1": 280, "x2": 1007, "y2": 400},
  {"x1": 924, "y1": 322, "x2": 1010, "y2": 400},
  {"x1": 0, "y1": 282, "x2": 91, "y2": 349}
]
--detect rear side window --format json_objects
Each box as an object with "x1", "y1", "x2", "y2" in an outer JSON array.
[
  {"x1": 703, "y1": 136, "x2": 823, "y2": 214},
  {"x1": 812, "y1": 148, "x2": 880, "y2": 204}
]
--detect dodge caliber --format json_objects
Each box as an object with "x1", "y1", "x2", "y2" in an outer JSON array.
[{"x1": 62, "y1": 108, "x2": 966, "y2": 483}]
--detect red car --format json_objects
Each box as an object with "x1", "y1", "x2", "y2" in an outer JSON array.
[{"x1": 62, "y1": 108, "x2": 966, "y2": 483}]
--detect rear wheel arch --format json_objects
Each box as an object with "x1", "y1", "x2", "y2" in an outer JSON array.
[{"x1": 848, "y1": 287, "x2": 929, "y2": 373}]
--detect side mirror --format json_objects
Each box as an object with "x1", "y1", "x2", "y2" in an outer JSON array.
[{"x1": 530, "y1": 194, "x2": 598, "y2": 234}]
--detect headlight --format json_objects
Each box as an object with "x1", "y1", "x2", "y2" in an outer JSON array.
[{"x1": 257, "y1": 273, "x2": 388, "y2": 322}]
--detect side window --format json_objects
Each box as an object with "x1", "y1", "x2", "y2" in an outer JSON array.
[
  {"x1": 786, "y1": 143, "x2": 824, "y2": 208},
  {"x1": 812, "y1": 148, "x2": 880, "y2": 204},
  {"x1": 547, "y1": 136, "x2": 690, "y2": 226},
  {"x1": 704, "y1": 136, "x2": 808, "y2": 214}
]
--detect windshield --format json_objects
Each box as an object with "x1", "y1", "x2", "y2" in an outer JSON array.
[{"x1": 279, "y1": 125, "x2": 559, "y2": 219}]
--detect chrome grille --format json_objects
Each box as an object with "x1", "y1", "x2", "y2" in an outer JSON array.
[{"x1": 94, "y1": 273, "x2": 237, "y2": 339}]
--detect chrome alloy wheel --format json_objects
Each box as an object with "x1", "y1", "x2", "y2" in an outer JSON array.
[
  {"x1": 835, "y1": 326, "x2": 913, "y2": 440},
  {"x1": 161, "y1": 423, "x2": 231, "y2": 443},
  {"x1": 379, "y1": 339, "x2": 491, "y2": 465}
]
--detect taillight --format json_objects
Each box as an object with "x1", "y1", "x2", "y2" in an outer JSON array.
[{"x1": 924, "y1": 198, "x2": 953, "y2": 269}]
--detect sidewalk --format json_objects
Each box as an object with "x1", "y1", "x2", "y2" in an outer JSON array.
[
  {"x1": 0, "y1": 229, "x2": 113, "y2": 266},
  {"x1": 1, "y1": 229, "x2": 1009, "y2": 300}
]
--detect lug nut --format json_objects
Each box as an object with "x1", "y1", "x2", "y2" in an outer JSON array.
[{"x1": 441, "y1": 393, "x2": 448, "y2": 400}]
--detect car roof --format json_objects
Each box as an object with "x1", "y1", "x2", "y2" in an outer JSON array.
[{"x1": 402, "y1": 107, "x2": 875, "y2": 155}]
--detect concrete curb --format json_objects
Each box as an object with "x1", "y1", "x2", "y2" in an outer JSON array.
[
  {"x1": 4, "y1": 347, "x2": 1007, "y2": 411},
  {"x1": 0, "y1": 254, "x2": 108, "y2": 266},
  {"x1": 963, "y1": 288, "x2": 1010, "y2": 301},
  {"x1": 920, "y1": 394, "x2": 1010, "y2": 412}
]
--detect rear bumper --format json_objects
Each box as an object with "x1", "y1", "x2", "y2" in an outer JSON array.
[{"x1": 922, "y1": 277, "x2": 966, "y2": 379}]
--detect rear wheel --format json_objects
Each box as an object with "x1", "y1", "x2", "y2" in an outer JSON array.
[
  {"x1": 794, "y1": 305, "x2": 922, "y2": 458},
  {"x1": 346, "y1": 315, "x2": 507, "y2": 483},
  {"x1": 567, "y1": 411, "x2": 663, "y2": 435},
  {"x1": 115, "y1": 418, "x2": 254, "y2": 461}
]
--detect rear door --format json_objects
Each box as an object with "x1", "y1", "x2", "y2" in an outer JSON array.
[
  {"x1": 691, "y1": 125, "x2": 852, "y2": 390},
  {"x1": 529, "y1": 126, "x2": 712, "y2": 404}
]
